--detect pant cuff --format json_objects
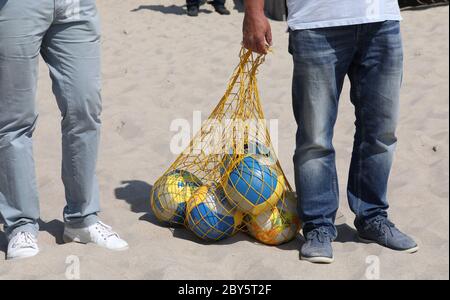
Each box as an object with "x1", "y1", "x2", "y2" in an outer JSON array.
[
  {"x1": 7, "y1": 223, "x2": 39, "y2": 241},
  {"x1": 64, "y1": 213, "x2": 99, "y2": 229}
]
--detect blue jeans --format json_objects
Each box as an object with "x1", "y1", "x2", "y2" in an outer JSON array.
[{"x1": 289, "y1": 21, "x2": 403, "y2": 238}]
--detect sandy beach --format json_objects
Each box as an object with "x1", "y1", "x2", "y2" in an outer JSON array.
[{"x1": 0, "y1": 0, "x2": 448, "y2": 279}]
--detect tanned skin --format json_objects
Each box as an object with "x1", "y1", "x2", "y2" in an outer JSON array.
[{"x1": 243, "y1": 0, "x2": 272, "y2": 54}]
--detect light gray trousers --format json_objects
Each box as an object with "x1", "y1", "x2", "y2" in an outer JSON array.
[{"x1": 0, "y1": 0, "x2": 101, "y2": 240}]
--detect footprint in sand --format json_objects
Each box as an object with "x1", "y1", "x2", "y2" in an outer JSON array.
[{"x1": 115, "y1": 119, "x2": 142, "y2": 140}]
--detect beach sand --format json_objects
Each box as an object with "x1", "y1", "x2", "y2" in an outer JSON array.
[{"x1": 0, "y1": 0, "x2": 448, "y2": 279}]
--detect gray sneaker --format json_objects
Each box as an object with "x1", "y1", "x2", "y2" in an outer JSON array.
[
  {"x1": 300, "y1": 227, "x2": 334, "y2": 264},
  {"x1": 355, "y1": 216, "x2": 419, "y2": 253}
]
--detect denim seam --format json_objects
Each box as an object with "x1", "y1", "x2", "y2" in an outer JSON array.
[
  {"x1": 356, "y1": 80, "x2": 364, "y2": 218},
  {"x1": 49, "y1": 50, "x2": 79, "y2": 212}
]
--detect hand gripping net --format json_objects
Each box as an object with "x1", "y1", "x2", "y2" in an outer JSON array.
[{"x1": 151, "y1": 48, "x2": 301, "y2": 245}]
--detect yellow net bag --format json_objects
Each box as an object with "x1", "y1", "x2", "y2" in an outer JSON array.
[{"x1": 151, "y1": 48, "x2": 301, "y2": 245}]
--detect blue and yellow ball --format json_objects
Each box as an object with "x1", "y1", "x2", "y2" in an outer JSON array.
[
  {"x1": 221, "y1": 142, "x2": 276, "y2": 174},
  {"x1": 151, "y1": 170, "x2": 202, "y2": 225},
  {"x1": 187, "y1": 185, "x2": 243, "y2": 241},
  {"x1": 246, "y1": 192, "x2": 301, "y2": 245},
  {"x1": 223, "y1": 154, "x2": 286, "y2": 215}
]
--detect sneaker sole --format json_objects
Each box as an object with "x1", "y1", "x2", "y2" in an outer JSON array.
[
  {"x1": 300, "y1": 256, "x2": 334, "y2": 264},
  {"x1": 357, "y1": 235, "x2": 419, "y2": 254},
  {"x1": 63, "y1": 233, "x2": 129, "y2": 252},
  {"x1": 7, "y1": 249, "x2": 39, "y2": 261}
]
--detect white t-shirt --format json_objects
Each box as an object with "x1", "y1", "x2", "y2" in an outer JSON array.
[{"x1": 287, "y1": 0, "x2": 402, "y2": 30}]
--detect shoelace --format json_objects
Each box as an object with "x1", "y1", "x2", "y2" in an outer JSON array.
[
  {"x1": 94, "y1": 221, "x2": 120, "y2": 240},
  {"x1": 306, "y1": 227, "x2": 332, "y2": 243},
  {"x1": 11, "y1": 232, "x2": 37, "y2": 249},
  {"x1": 366, "y1": 217, "x2": 396, "y2": 237}
]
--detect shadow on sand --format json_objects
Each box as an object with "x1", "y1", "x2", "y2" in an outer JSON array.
[
  {"x1": 38, "y1": 219, "x2": 65, "y2": 245},
  {"x1": 130, "y1": 0, "x2": 245, "y2": 15},
  {"x1": 131, "y1": 4, "x2": 212, "y2": 15},
  {"x1": 335, "y1": 223, "x2": 358, "y2": 243},
  {"x1": 0, "y1": 232, "x2": 6, "y2": 257}
]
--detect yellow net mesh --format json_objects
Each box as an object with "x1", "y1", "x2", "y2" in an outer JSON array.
[{"x1": 151, "y1": 48, "x2": 301, "y2": 245}]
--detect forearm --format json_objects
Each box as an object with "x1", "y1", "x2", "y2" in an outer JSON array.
[
  {"x1": 244, "y1": 0, "x2": 265, "y2": 14},
  {"x1": 242, "y1": 0, "x2": 271, "y2": 54}
]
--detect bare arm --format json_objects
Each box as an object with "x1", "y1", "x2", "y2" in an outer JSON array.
[{"x1": 243, "y1": 0, "x2": 272, "y2": 54}]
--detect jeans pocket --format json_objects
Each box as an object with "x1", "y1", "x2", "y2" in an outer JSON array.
[{"x1": 288, "y1": 30, "x2": 295, "y2": 55}]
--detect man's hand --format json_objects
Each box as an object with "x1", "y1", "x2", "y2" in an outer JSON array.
[{"x1": 242, "y1": 0, "x2": 272, "y2": 54}]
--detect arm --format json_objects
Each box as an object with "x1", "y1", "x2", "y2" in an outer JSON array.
[{"x1": 242, "y1": 0, "x2": 272, "y2": 54}]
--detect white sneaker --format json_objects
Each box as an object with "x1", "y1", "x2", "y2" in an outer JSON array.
[
  {"x1": 7, "y1": 231, "x2": 40, "y2": 260},
  {"x1": 63, "y1": 221, "x2": 129, "y2": 251}
]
